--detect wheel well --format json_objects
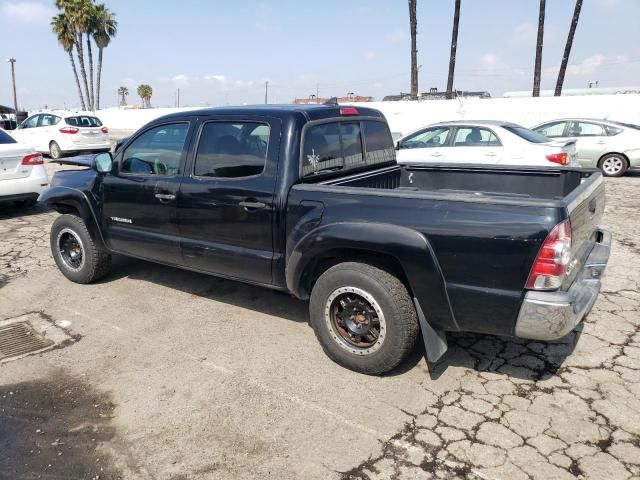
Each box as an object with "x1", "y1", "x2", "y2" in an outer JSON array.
[
  {"x1": 299, "y1": 249, "x2": 411, "y2": 299},
  {"x1": 51, "y1": 202, "x2": 80, "y2": 215},
  {"x1": 598, "y1": 152, "x2": 629, "y2": 167}
]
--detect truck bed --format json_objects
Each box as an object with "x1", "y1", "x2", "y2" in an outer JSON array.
[
  {"x1": 291, "y1": 164, "x2": 604, "y2": 337},
  {"x1": 319, "y1": 164, "x2": 593, "y2": 202}
]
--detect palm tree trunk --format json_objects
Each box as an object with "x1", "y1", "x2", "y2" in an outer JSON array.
[
  {"x1": 87, "y1": 34, "x2": 95, "y2": 110},
  {"x1": 68, "y1": 50, "x2": 86, "y2": 110},
  {"x1": 532, "y1": 0, "x2": 546, "y2": 97},
  {"x1": 446, "y1": 0, "x2": 461, "y2": 100},
  {"x1": 75, "y1": 34, "x2": 91, "y2": 111},
  {"x1": 409, "y1": 0, "x2": 418, "y2": 97},
  {"x1": 555, "y1": 0, "x2": 583, "y2": 96},
  {"x1": 96, "y1": 48, "x2": 103, "y2": 110}
]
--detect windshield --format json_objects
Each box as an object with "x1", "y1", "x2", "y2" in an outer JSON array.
[
  {"x1": 503, "y1": 125, "x2": 550, "y2": 144},
  {"x1": 0, "y1": 129, "x2": 17, "y2": 144},
  {"x1": 65, "y1": 116, "x2": 103, "y2": 127},
  {"x1": 609, "y1": 121, "x2": 640, "y2": 131}
]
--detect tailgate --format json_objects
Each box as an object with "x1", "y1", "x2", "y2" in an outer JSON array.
[{"x1": 564, "y1": 173, "x2": 605, "y2": 286}]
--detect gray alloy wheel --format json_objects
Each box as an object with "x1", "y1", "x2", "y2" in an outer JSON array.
[
  {"x1": 599, "y1": 154, "x2": 628, "y2": 177},
  {"x1": 49, "y1": 141, "x2": 62, "y2": 160}
]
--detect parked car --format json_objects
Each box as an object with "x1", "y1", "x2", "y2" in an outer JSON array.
[
  {"x1": 396, "y1": 120, "x2": 579, "y2": 168},
  {"x1": 0, "y1": 128, "x2": 48, "y2": 207},
  {"x1": 532, "y1": 118, "x2": 640, "y2": 177},
  {"x1": 40, "y1": 105, "x2": 610, "y2": 375},
  {"x1": 10, "y1": 113, "x2": 110, "y2": 160}
]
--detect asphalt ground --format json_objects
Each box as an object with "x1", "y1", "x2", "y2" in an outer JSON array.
[{"x1": 0, "y1": 164, "x2": 638, "y2": 479}]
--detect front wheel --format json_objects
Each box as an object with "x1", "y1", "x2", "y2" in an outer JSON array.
[
  {"x1": 309, "y1": 262, "x2": 419, "y2": 375},
  {"x1": 598, "y1": 154, "x2": 628, "y2": 177},
  {"x1": 49, "y1": 141, "x2": 63, "y2": 160},
  {"x1": 50, "y1": 214, "x2": 111, "y2": 284}
]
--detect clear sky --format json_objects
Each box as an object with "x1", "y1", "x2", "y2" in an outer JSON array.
[{"x1": 1, "y1": 0, "x2": 639, "y2": 110}]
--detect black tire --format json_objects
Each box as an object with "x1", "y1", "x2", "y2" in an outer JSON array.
[
  {"x1": 598, "y1": 153, "x2": 628, "y2": 177},
  {"x1": 49, "y1": 141, "x2": 63, "y2": 160},
  {"x1": 309, "y1": 262, "x2": 419, "y2": 375},
  {"x1": 50, "y1": 214, "x2": 111, "y2": 284}
]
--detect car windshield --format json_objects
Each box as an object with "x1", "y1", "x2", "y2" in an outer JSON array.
[
  {"x1": 609, "y1": 121, "x2": 640, "y2": 131},
  {"x1": 65, "y1": 116, "x2": 103, "y2": 127},
  {"x1": 0, "y1": 129, "x2": 17, "y2": 144},
  {"x1": 503, "y1": 125, "x2": 550, "y2": 144}
]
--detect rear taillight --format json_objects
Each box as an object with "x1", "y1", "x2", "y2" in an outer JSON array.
[
  {"x1": 101, "y1": 126, "x2": 109, "y2": 134},
  {"x1": 340, "y1": 107, "x2": 359, "y2": 116},
  {"x1": 59, "y1": 127, "x2": 79, "y2": 134},
  {"x1": 546, "y1": 152, "x2": 569, "y2": 165},
  {"x1": 21, "y1": 152, "x2": 44, "y2": 165},
  {"x1": 526, "y1": 219, "x2": 572, "y2": 290}
]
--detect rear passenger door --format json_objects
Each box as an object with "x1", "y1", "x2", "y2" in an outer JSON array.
[
  {"x1": 177, "y1": 117, "x2": 280, "y2": 285},
  {"x1": 567, "y1": 121, "x2": 609, "y2": 167},
  {"x1": 102, "y1": 121, "x2": 193, "y2": 265},
  {"x1": 447, "y1": 126, "x2": 503, "y2": 164}
]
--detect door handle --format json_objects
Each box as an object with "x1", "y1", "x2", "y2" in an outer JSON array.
[
  {"x1": 155, "y1": 193, "x2": 176, "y2": 201},
  {"x1": 239, "y1": 200, "x2": 266, "y2": 210},
  {"x1": 484, "y1": 152, "x2": 497, "y2": 157},
  {"x1": 596, "y1": 141, "x2": 606, "y2": 145},
  {"x1": 431, "y1": 153, "x2": 443, "y2": 157}
]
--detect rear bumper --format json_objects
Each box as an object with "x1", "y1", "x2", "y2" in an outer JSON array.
[
  {"x1": 0, "y1": 166, "x2": 49, "y2": 200},
  {"x1": 514, "y1": 229, "x2": 611, "y2": 341}
]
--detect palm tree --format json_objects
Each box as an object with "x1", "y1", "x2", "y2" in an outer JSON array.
[
  {"x1": 408, "y1": 0, "x2": 418, "y2": 97},
  {"x1": 137, "y1": 84, "x2": 153, "y2": 108},
  {"x1": 60, "y1": 0, "x2": 94, "y2": 110},
  {"x1": 52, "y1": 13, "x2": 86, "y2": 110},
  {"x1": 118, "y1": 86, "x2": 129, "y2": 106},
  {"x1": 555, "y1": 0, "x2": 583, "y2": 96},
  {"x1": 92, "y1": 4, "x2": 117, "y2": 110},
  {"x1": 532, "y1": 0, "x2": 546, "y2": 97},
  {"x1": 446, "y1": 0, "x2": 461, "y2": 100}
]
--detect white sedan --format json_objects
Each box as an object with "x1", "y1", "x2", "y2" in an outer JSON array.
[
  {"x1": 0, "y1": 129, "x2": 48, "y2": 208},
  {"x1": 10, "y1": 112, "x2": 110, "y2": 159},
  {"x1": 396, "y1": 121, "x2": 578, "y2": 167}
]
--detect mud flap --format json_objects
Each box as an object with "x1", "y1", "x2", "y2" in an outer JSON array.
[{"x1": 414, "y1": 297, "x2": 448, "y2": 363}]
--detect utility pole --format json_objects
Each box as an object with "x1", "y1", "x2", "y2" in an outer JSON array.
[
  {"x1": 7, "y1": 57, "x2": 18, "y2": 117},
  {"x1": 177, "y1": 88, "x2": 180, "y2": 108},
  {"x1": 264, "y1": 81, "x2": 269, "y2": 104},
  {"x1": 316, "y1": 84, "x2": 319, "y2": 104}
]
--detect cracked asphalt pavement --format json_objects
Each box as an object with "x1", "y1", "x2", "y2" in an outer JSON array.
[{"x1": 0, "y1": 165, "x2": 638, "y2": 479}]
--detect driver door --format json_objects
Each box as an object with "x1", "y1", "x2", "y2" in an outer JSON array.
[
  {"x1": 396, "y1": 126, "x2": 452, "y2": 163},
  {"x1": 101, "y1": 121, "x2": 193, "y2": 265}
]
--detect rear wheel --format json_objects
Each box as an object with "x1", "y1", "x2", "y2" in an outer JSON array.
[
  {"x1": 309, "y1": 262, "x2": 419, "y2": 375},
  {"x1": 50, "y1": 214, "x2": 111, "y2": 283},
  {"x1": 598, "y1": 153, "x2": 628, "y2": 177},
  {"x1": 49, "y1": 141, "x2": 63, "y2": 160}
]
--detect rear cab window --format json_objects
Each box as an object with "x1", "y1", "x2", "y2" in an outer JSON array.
[
  {"x1": 0, "y1": 129, "x2": 17, "y2": 144},
  {"x1": 302, "y1": 119, "x2": 395, "y2": 177},
  {"x1": 66, "y1": 116, "x2": 103, "y2": 127}
]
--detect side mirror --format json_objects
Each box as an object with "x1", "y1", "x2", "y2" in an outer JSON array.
[{"x1": 93, "y1": 152, "x2": 113, "y2": 174}]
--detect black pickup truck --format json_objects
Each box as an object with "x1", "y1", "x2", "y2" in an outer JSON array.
[{"x1": 40, "y1": 104, "x2": 611, "y2": 374}]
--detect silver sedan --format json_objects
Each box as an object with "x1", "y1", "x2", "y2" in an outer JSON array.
[{"x1": 532, "y1": 118, "x2": 640, "y2": 177}]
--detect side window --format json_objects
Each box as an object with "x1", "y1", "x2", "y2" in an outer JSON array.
[
  {"x1": 39, "y1": 114, "x2": 60, "y2": 127},
  {"x1": 568, "y1": 122, "x2": 605, "y2": 137},
  {"x1": 362, "y1": 121, "x2": 396, "y2": 164},
  {"x1": 605, "y1": 125, "x2": 623, "y2": 136},
  {"x1": 121, "y1": 123, "x2": 188, "y2": 176},
  {"x1": 399, "y1": 127, "x2": 450, "y2": 149},
  {"x1": 194, "y1": 122, "x2": 269, "y2": 178},
  {"x1": 536, "y1": 122, "x2": 567, "y2": 138},
  {"x1": 302, "y1": 122, "x2": 365, "y2": 176},
  {"x1": 453, "y1": 127, "x2": 501, "y2": 146},
  {"x1": 23, "y1": 115, "x2": 40, "y2": 129}
]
